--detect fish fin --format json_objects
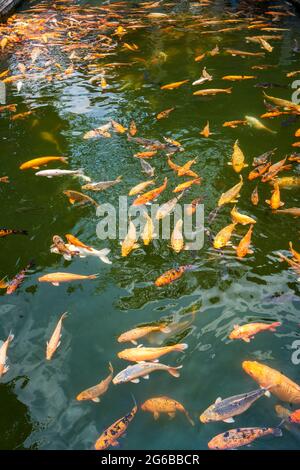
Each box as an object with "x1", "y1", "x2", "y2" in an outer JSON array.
[
  {"x1": 161, "y1": 327, "x2": 171, "y2": 334},
  {"x1": 92, "y1": 398, "x2": 100, "y2": 403},
  {"x1": 168, "y1": 412, "x2": 176, "y2": 419},
  {"x1": 227, "y1": 162, "x2": 232, "y2": 166},
  {"x1": 137, "y1": 344, "x2": 144, "y2": 349},
  {"x1": 248, "y1": 249, "x2": 254, "y2": 254},
  {"x1": 153, "y1": 411, "x2": 160, "y2": 420},
  {"x1": 223, "y1": 418, "x2": 235, "y2": 424},
  {"x1": 215, "y1": 397, "x2": 222, "y2": 404},
  {"x1": 3, "y1": 365, "x2": 9, "y2": 374},
  {"x1": 51, "y1": 282, "x2": 60, "y2": 286},
  {"x1": 264, "y1": 390, "x2": 271, "y2": 398},
  {"x1": 68, "y1": 198, "x2": 76, "y2": 205},
  {"x1": 0, "y1": 277, "x2": 8, "y2": 289},
  {"x1": 130, "y1": 379, "x2": 140, "y2": 384},
  {"x1": 57, "y1": 341, "x2": 61, "y2": 348},
  {"x1": 273, "y1": 428, "x2": 283, "y2": 437},
  {"x1": 152, "y1": 359, "x2": 159, "y2": 363},
  {"x1": 143, "y1": 375, "x2": 150, "y2": 380},
  {"x1": 63, "y1": 254, "x2": 72, "y2": 261},
  {"x1": 168, "y1": 365, "x2": 182, "y2": 378},
  {"x1": 233, "y1": 324, "x2": 239, "y2": 329},
  {"x1": 111, "y1": 440, "x2": 119, "y2": 447},
  {"x1": 242, "y1": 337, "x2": 251, "y2": 343},
  {"x1": 99, "y1": 255, "x2": 112, "y2": 264},
  {"x1": 131, "y1": 340, "x2": 138, "y2": 345}
]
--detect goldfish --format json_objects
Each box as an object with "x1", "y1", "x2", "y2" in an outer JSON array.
[
  {"x1": 121, "y1": 221, "x2": 139, "y2": 257},
  {"x1": 156, "y1": 193, "x2": 184, "y2": 220},
  {"x1": 46, "y1": 312, "x2": 68, "y2": 360},
  {"x1": 0, "y1": 261, "x2": 34, "y2": 295},
  {"x1": 229, "y1": 140, "x2": 248, "y2": 173},
  {"x1": 132, "y1": 178, "x2": 167, "y2": 206},
  {"x1": 0, "y1": 229, "x2": 27, "y2": 237},
  {"x1": 192, "y1": 67, "x2": 212, "y2": 86},
  {"x1": 236, "y1": 225, "x2": 254, "y2": 258},
  {"x1": 213, "y1": 223, "x2": 237, "y2": 249},
  {"x1": 51, "y1": 235, "x2": 79, "y2": 261},
  {"x1": 141, "y1": 397, "x2": 194, "y2": 425},
  {"x1": 113, "y1": 362, "x2": 182, "y2": 384},
  {"x1": 111, "y1": 120, "x2": 127, "y2": 134},
  {"x1": 155, "y1": 265, "x2": 196, "y2": 287},
  {"x1": 0, "y1": 332, "x2": 14, "y2": 378},
  {"x1": 94, "y1": 404, "x2": 137, "y2": 450},
  {"x1": 223, "y1": 120, "x2": 246, "y2": 128},
  {"x1": 225, "y1": 49, "x2": 265, "y2": 57},
  {"x1": 129, "y1": 120, "x2": 137, "y2": 136},
  {"x1": 200, "y1": 387, "x2": 271, "y2": 424},
  {"x1": 266, "y1": 181, "x2": 284, "y2": 210},
  {"x1": 208, "y1": 427, "x2": 282, "y2": 450},
  {"x1": 76, "y1": 363, "x2": 113, "y2": 403},
  {"x1": 38, "y1": 272, "x2": 98, "y2": 286},
  {"x1": 194, "y1": 53, "x2": 206, "y2": 62},
  {"x1": 83, "y1": 122, "x2": 112, "y2": 139},
  {"x1": 218, "y1": 175, "x2": 243, "y2": 206},
  {"x1": 229, "y1": 322, "x2": 281, "y2": 343},
  {"x1": 171, "y1": 219, "x2": 184, "y2": 253},
  {"x1": 118, "y1": 325, "x2": 168, "y2": 345},
  {"x1": 82, "y1": 176, "x2": 122, "y2": 191},
  {"x1": 142, "y1": 212, "x2": 156, "y2": 246},
  {"x1": 19, "y1": 156, "x2": 68, "y2": 170},
  {"x1": 134, "y1": 151, "x2": 157, "y2": 159},
  {"x1": 63, "y1": 190, "x2": 99, "y2": 207},
  {"x1": 156, "y1": 108, "x2": 175, "y2": 120},
  {"x1": 222, "y1": 75, "x2": 256, "y2": 81},
  {"x1": 118, "y1": 343, "x2": 188, "y2": 362},
  {"x1": 248, "y1": 162, "x2": 271, "y2": 180},
  {"x1": 160, "y1": 80, "x2": 189, "y2": 90},
  {"x1": 245, "y1": 116, "x2": 276, "y2": 134},
  {"x1": 274, "y1": 208, "x2": 300, "y2": 216},
  {"x1": 193, "y1": 88, "x2": 232, "y2": 96},
  {"x1": 231, "y1": 206, "x2": 256, "y2": 225},
  {"x1": 289, "y1": 242, "x2": 300, "y2": 262},
  {"x1": 200, "y1": 121, "x2": 211, "y2": 138},
  {"x1": 129, "y1": 180, "x2": 155, "y2": 196},
  {"x1": 263, "y1": 92, "x2": 300, "y2": 114},
  {"x1": 173, "y1": 178, "x2": 201, "y2": 193},
  {"x1": 242, "y1": 361, "x2": 300, "y2": 404}
]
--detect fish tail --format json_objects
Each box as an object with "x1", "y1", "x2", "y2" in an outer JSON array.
[
  {"x1": 7, "y1": 331, "x2": 14, "y2": 343},
  {"x1": 273, "y1": 426, "x2": 283, "y2": 437},
  {"x1": 185, "y1": 264, "x2": 197, "y2": 272},
  {"x1": 184, "y1": 411, "x2": 195, "y2": 426},
  {"x1": 61, "y1": 157, "x2": 69, "y2": 164},
  {"x1": 116, "y1": 175, "x2": 123, "y2": 182},
  {"x1": 174, "y1": 343, "x2": 188, "y2": 353},
  {"x1": 168, "y1": 365, "x2": 183, "y2": 378},
  {"x1": 61, "y1": 311, "x2": 68, "y2": 321},
  {"x1": 108, "y1": 362, "x2": 114, "y2": 374},
  {"x1": 88, "y1": 274, "x2": 99, "y2": 279},
  {"x1": 270, "y1": 321, "x2": 281, "y2": 331},
  {"x1": 0, "y1": 277, "x2": 8, "y2": 289}
]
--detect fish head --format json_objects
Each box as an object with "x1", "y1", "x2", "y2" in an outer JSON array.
[
  {"x1": 53, "y1": 235, "x2": 64, "y2": 244},
  {"x1": 199, "y1": 412, "x2": 210, "y2": 423},
  {"x1": 242, "y1": 360, "x2": 263, "y2": 381}
]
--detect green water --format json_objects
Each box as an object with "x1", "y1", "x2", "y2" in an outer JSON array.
[{"x1": 1, "y1": 0, "x2": 300, "y2": 451}]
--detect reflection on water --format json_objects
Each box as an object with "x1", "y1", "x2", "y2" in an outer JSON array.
[{"x1": 0, "y1": 0, "x2": 300, "y2": 450}]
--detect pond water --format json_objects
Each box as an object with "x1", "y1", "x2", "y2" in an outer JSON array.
[{"x1": 1, "y1": 0, "x2": 300, "y2": 450}]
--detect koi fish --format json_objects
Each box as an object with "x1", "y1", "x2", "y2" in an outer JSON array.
[
  {"x1": 63, "y1": 190, "x2": 99, "y2": 207},
  {"x1": 155, "y1": 265, "x2": 196, "y2": 287},
  {"x1": 251, "y1": 186, "x2": 259, "y2": 206},
  {"x1": 132, "y1": 178, "x2": 167, "y2": 206},
  {"x1": 266, "y1": 181, "x2": 284, "y2": 210},
  {"x1": 171, "y1": 219, "x2": 184, "y2": 253},
  {"x1": 66, "y1": 243, "x2": 111, "y2": 265},
  {"x1": 289, "y1": 242, "x2": 300, "y2": 262},
  {"x1": 36, "y1": 168, "x2": 90, "y2": 181},
  {"x1": 229, "y1": 322, "x2": 281, "y2": 343},
  {"x1": 200, "y1": 121, "x2": 211, "y2": 138},
  {"x1": 38, "y1": 272, "x2": 98, "y2": 286},
  {"x1": 156, "y1": 193, "x2": 184, "y2": 220},
  {"x1": 223, "y1": 120, "x2": 246, "y2": 128},
  {"x1": 51, "y1": 235, "x2": 79, "y2": 261},
  {"x1": 46, "y1": 312, "x2": 68, "y2": 360},
  {"x1": 245, "y1": 116, "x2": 276, "y2": 134},
  {"x1": 236, "y1": 225, "x2": 254, "y2": 258},
  {"x1": 113, "y1": 362, "x2": 182, "y2": 384},
  {"x1": 0, "y1": 176, "x2": 9, "y2": 183},
  {"x1": 129, "y1": 120, "x2": 137, "y2": 136},
  {"x1": 83, "y1": 122, "x2": 112, "y2": 139},
  {"x1": 218, "y1": 175, "x2": 243, "y2": 206},
  {"x1": 121, "y1": 221, "x2": 139, "y2": 257},
  {"x1": 129, "y1": 180, "x2": 155, "y2": 196},
  {"x1": 140, "y1": 159, "x2": 155, "y2": 177},
  {"x1": 0, "y1": 229, "x2": 28, "y2": 237},
  {"x1": 20, "y1": 156, "x2": 68, "y2": 170},
  {"x1": 222, "y1": 75, "x2": 256, "y2": 81},
  {"x1": 118, "y1": 343, "x2": 188, "y2": 362},
  {"x1": 200, "y1": 387, "x2": 271, "y2": 424},
  {"x1": 142, "y1": 211, "x2": 156, "y2": 246},
  {"x1": 173, "y1": 178, "x2": 201, "y2": 193},
  {"x1": 76, "y1": 363, "x2": 113, "y2": 402},
  {"x1": 141, "y1": 397, "x2": 194, "y2": 425},
  {"x1": 213, "y1": 223, "x2": 237, "y2": 249},
  {"x1": 228, "y1": 140, "x2": 248, "y2": 173},
  {"x1": 263, "y1": 92, "x2": 300, "y2": 114},
  {"x1": 185, "y1": 198, "x2": 203, "y2": 216},
  {"x1": 134, "y1": 151, "x2": 157, "y2": 159},
  {"x1": 156, "y1": 108, "x2": 175, "y2": 120},
  {"x1": 231, "y1": 206, "x2": 256, "y2": 225},
  {"x1": 252, "y1": 148, "x2": 276, "y2": 167},
  {"x1": 243, "y1": 361, "x2": 300, "y2": 404},
  {"x1": 82, "y1": 176, "x2": 122, "y2": 191},
  {"x1": 193, "y1": 88, "x2": 232, "y2": 96},
  {"x1": 0, "y1": 332, "x2": 14, "y2": 378},
  {"x1": 274, "y1": 207, "x2": 300, "y2": 216},
  {"x1": 111, "y1": 120, "x2": 127, "y2": 134},
  {"x1": 94, "y1": 404, "x2": 137, "y2": 450},
  {"x1": 248, "y1": 162, "x2": 271, "y2": 181},
  {"x1": 208, "y1": 427, "x2": 282, "y2": 450},
  {"x1": 278, "y1": 253, "x2": 300, "y2": 278},
  {"x1": 192, "y1": 67, "x2": 212, "y2": 86},
  {"x1": 261, "y1": 158, "x2": 292, "y2": 182},
  {"x1": 225, "y1": 49, "x2": 265, "y2": 57},
  {"x1": 160, "y1": 80, "x2": 189, "y2": 90},
  {"x1": 272, "y1": 176, "x2": 300, "y2": 187},
  {"x1": 290, "y1": 410, "x2": 300, "y2": 424},
  {"x1": 0, "y1": 261, "x2": 34, "y2": 295},
  {"x1": 118, "y1": 325, "x2": 168, "y2": 345}
]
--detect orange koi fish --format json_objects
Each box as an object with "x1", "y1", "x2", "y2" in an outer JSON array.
[
  {"x1": 118, "y1": 343, "x2": 188, "y2": 362},
  {"x1": 20, "y1": 156, "x2": 68, "y2": 170},
  {"x1": 251, "y1": 186, "x2": 259, "y2": 206},
  {"x1": 229, "y1": 322, "x2": 281, "y2": 342},
  {"x1": 0, "y1": 261, "x2": 34, "y2": 295},
  {"x1": 95, "y1": 404, "x2": 137, "y2": 450},
  {"x1": 248, "y1": 162, "x2": 271, "y2": 181},
  {"x1": 141, "y1": 397, "x2": 194, "y2": 425},
  {"x1": 266, "y1": 181, "x2": 284, "y2": 210},
  {"x1": 155, "y1": 265, "x2": 196, "y2": 287},
  {"x1": 38, "y1": 272, "x2": 98, "y2": 286},
  {"x1": 76, "y1": 363, "x2": 113, "y2": 402},
  {"x1": 236, "y1": 225, "x2": 254, "y2": 258},
  {"x1": 156, "y1": 108, "x2": 175, "y2": 120},
  {"x1": 46, "y1": 312, "x2": 68, "y2": 360},
  {"x1": 173, "y1": 178, "x2": 201, "y2": 193},
  {"x1": 208, "y1": 427, "x2": 282, "y2": 450},
  {"x1": 132, "y1": 178, "x2": 167, "y2": 206},
  {"x1": 160, "y1": 80, "x2": 189, "y2": 90},
  {"x1": 0, "y1": 332, "x2": 14, "y2": 377}
]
